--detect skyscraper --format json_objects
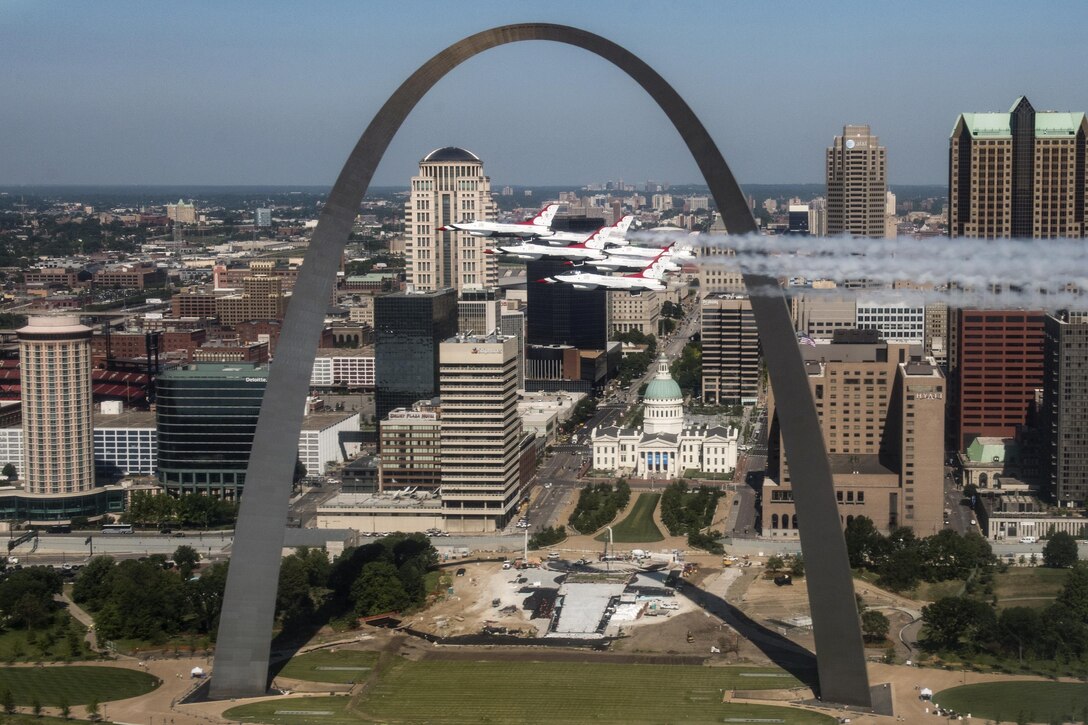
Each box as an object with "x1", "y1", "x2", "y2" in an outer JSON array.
[
  {"x1": 405, "y1": 147, "x2": 498, "y2": 292},
  {"x1": 950, "y1": 97, "x2": 1087, "y2": 239},
  {"x1": 525, "y1": 259, "x2": 608, "y2": 350},
  {"x1": 1043, "y1": 310, "x2": 1088, "y2": 505},
  {"x1": 18, "y1": 316, "x2": 95, "y2": 495},
  {"x1": 439, "y1": 333, "x2": 522, "y2": 532},
  {"x1": 701, "y1": 294, "x2": 760, "y2": 405},
  {"x1": 826, "y1": 125, "x2": 887, "y2": 237},
  {"x1": 374, "y1": 289, "x2": 458, "y2": 424}
]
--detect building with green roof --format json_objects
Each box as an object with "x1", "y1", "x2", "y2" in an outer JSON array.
[{"x1": 950, "y1": 96, "x2": 1087, "y2": 239}]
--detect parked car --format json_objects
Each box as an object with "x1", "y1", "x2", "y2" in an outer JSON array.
[
  {"x1": 1019, "y1": 536, "x2": 1037, "y2": 544},
  {"x1": 455, "y1": 567, "x2": 466, "y2": 577}
]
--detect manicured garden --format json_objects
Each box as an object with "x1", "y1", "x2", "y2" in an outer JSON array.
[
  {"x1": 934, "y1": 681, "x2": 1088, "y2": 723},
  {"x1": 227, "y1": 658, "x2": 834, "y2": 724},
  {"x1": 0, "y1": 665, "x2": 159, "y2": 706},
  {"x1": 595, "y1": 493, "x2": 663, "y2": 543}
]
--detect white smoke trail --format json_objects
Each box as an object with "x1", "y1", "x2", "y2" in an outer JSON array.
[{"x1": 625, "y1": 230, "x2": 1088, "y2": 309}]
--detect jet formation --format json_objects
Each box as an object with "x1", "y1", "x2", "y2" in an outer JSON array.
[{"x1": 444, "y1": 205, "x2": 690, "y2": 294}]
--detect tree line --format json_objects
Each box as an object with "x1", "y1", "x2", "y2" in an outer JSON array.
[
  {"x1": 844, "y1": 516, "x2": 995, "y2": 592},
  {"x1": 122, "y1": 491, "x2": 238, "y2": 528},
  {"x1": 569, "y1": 481, "x2": 631, "y2": 535},
  {"x1": 661, "y1": 482, "x2": 724, "y2": 554}
]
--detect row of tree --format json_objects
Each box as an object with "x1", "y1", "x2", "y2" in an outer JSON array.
[
  {"x1": 122, "y1": 491, "x2": 238, "y2": 528},
  {"x1": 669, "y1": 342, "x2": 701, "y2": 398},
  {"x1": 844, "y1": 516, "x2": 995, "y2": 592},
  {"x1": 611, "y1": 331, "x2": 657, "y2": 385},
  {"x1": 569, "y1": 481, "x2": 631, "y2": 535}
]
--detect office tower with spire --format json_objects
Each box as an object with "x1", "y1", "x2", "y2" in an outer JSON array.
[{"x1": 826, "y1": 125, "x2": 888, "y2": 237}]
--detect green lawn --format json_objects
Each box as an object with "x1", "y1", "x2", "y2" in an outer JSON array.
[
  {"x1": 0, "y1": 665, "x2": 160, "y2": 706},
  {"x1": 275, "y1": 648, "x2": 378, "y2": 684},
  {"x1": 992, "y1": 566, "x2": 1069, "y2": 609},
  {"x1": 909, "y1": 578, "x2": 964, "y2": 602},
  {"x1": 0, "y1": 614, "x2": 95, "y2": 663},
  {"x1": 229, "y1": 660, "x2": 832, "y2": 724},
  {"x1": 935, "y1": 681, "x2": 1088, "y2": 723},
  {"x1": 595, "y1": 493, "x2": 664, "y2": 543}
]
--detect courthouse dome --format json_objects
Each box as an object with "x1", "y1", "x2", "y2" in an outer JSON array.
[{"x1": 643, "y1": 354, "x2": 682, "y2": 401}]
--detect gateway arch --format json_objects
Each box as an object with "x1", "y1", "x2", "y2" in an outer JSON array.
[{"x1": 210, "y1": 23, "x2": 872, "y2": 707}]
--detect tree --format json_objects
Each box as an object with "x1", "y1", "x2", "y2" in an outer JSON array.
[
  {"x1": 1, "y1": 688, "x2": 13, "y2": 714},
  {"x1": 351, "y1": 561, "x2": 411, "y2": 616},
  {"x1": 843, "y1": 516, "x2": 880, "y2": 568},
  {"x1": 173, "y1": 545, "x2": 200, "y2": 580},
  {"x1": 32, "y1": 696, "x2": 42, "y2": 717},
  {"x1": 86, "y1": 698, "x2": 99, "y2": 719},
  {"x1": 1, "y1": 463, "x2": 15, "y2": 480},
  {"x1": 72, "y1": 556, "x2": 116, "y2": 610},
  {"x1": 861, "y1": 609, "x2": 890, "y2": 643},
  {"x1": 920, "y1": 596, "x2": 995, "y2": 652},
  {"x1": 1055, "y1": 563, "x2": 1088, "y2": 622},
  {"x1": 766, "y1": 555, "x2": 784, "y2": 572},
  {"x1": 59, "y1": 699, "x2": 70, "y2": 719},
  {"x1": 1042, "y1": 531, "x2": 1078, "y2": 568}
]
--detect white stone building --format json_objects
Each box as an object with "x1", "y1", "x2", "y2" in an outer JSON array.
[{"x1": 591, "y1": 355, "x2": 738, "y2": 479}]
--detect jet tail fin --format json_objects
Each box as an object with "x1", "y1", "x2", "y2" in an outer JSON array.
[{"x1": 528, "y1": 203, "x2": 560, "y2": 227}]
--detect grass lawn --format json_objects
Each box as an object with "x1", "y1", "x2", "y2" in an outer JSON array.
[
  {"x1": 0, "y1": 665, "x2": 159, "y2": 706},
  {"x1": 910, "y1": 579, "x2": 964, "y2": 602},
  {"x1": 0, "y1": 614, "x2": 95, "y2": 663},
  {"x1": 935, "y1": 681, "x2": 1088, "y2": 723},
  {"x1": 225, "y1": 695, "x2": 356, "y2": 725},
  {"x1": 992, "y1": 566, "x2": 1069, "y2": 609},
  {"x1": 275, "y1": 649, "x2": 378, "y2": 684},
  {"x1": 229, "y1": 660, "x2": 833, "y2": 724},
  {"x1": 596, "y1": 493, "x2": 664, "y2": 543}
]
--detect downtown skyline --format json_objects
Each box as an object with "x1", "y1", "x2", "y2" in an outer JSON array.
[{"x1": 2, "y1": 0, "x2": 1087, "y2": 188}]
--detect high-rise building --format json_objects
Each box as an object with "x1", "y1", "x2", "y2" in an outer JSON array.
[
  {"x1": 826, "y1": 125, "x2": 887, "y2": 237},
  {"x1": 950, "y1": 97, "x2": 1087, "y2": 239},
  {"x1": 255, "y1": 208, "x2": 272, "y2": 228},
  {"x1": 855, "y1": 302, "x2": 924, "y2": 343},
  {"x1": 499, "y1": 308, "x2": 526, "y2": 389},
  {"x1": 697, "y1": 213, "x2": 745, "y2": 297},
  {"x1": 884, "y1": 191, "x2": 898, "y2": 239},
  {"x1": 216, "y1": 275, "x2": 287, "y2": 326},
  {"x1": 764, "y1": 333, "x2": 945, "y2": 536},
  {"x1": 1043, "y1": 310, "x2": 1088, "y2": 505},
  {"x1": 156, "y1": 362, "x2": 268, "y2": 498},
  {"x1": 787, "y1": 204, "x2": 810, "y2": 234},
  {"x1": 405, "y1": 147, "x2": 497, "y2": 292},
  {"x1": 374, "y1": 289, "x2": 458, "y2": 424},
  {"x1": 701, "y1": 294, "x2": 760, "y2": 405},
  {"x1": 458, "y1": 288, "x2": 501, "y2": 336},
  {"x1": 525, "y1": 259, "x2": 608, "y2": 350},
  {"x1": 166, "y1": 199, "x2": 197, "y2": 224},
  {"x1": 808, "y1": 197, "x2": 829, "y2": 237},
  {"x1": 379, "y1": 401, "x2": 442, "y2": 492},
  {"x1": 949, "y1": 309, "x2": 1045, "y2": 450},
  {"x1": 18, "y1": 316, "x2": 95, "y2": 495},
  {"x1": 439, "y1": 334, "x2": 522, "y2": 532}
]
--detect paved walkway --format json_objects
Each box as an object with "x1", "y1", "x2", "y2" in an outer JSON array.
[{"x1": 55, "y1": 591, "x2": 100, "y2": 651}]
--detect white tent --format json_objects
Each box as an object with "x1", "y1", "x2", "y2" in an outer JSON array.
[
  {"x1": 191, "y1": 667, "x2": 205, "y2": 678},
  {"x1": 919, "y1": 687, "x2": 933, "y2": 699}
]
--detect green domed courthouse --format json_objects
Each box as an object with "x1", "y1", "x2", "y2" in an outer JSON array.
[{"x1": 591, "y1": 355, "x2": 738, "y2": 479}]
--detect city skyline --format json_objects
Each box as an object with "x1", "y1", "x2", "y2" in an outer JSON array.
[{"x1": 2, "y1": 1, "x2": 1086, "y2": 188}]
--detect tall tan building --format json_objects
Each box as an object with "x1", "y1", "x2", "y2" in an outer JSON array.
[
  {"x1": 701, "y1": 294, "x2": 760, "y2": 405},
  {"x1": 18, "y1": 316, "x2": 95, "y2": 495},
  {"x1": 950, "y1": 96, "x2": 1087, "y2": 239},
  {"x1": 405, "y1": 147, "x2": 498, "y2": 293},
  {"x1": 216, "y1": 275, "x2": 287, "y2": 326},
  {"x1": 439, "y1": 333, "x2": 522, "y2": 532},
  {"x1": 763, "y1": 332, "x2": 945, "y2": 537},
  {"x1": 826, "y1": 125, "x2": 887, "y2": 237}
]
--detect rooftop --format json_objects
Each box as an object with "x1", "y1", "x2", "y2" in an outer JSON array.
[
  {"x1": 300, "y1": 411, "x2": 359, "y2": 431},
  {"x1": 94, "y1": 410, "x2": 157, "y2": 429},
  {"x1": 422, "y1": 146, "x2": 480, "y2": 163},
  {"x1": 159, "y1": 362, "x2": 267, "y2": 380}
]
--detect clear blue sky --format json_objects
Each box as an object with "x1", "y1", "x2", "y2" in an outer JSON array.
[{"x1": 2, "y1": 0, "x2": 1085, "y2": 187}]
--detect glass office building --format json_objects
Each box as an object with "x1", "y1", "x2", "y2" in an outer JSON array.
[
  {"x1": 374, "y1": 289, "x2": 458, "y2": 424},
  {"x1": 156, "y1": 363, "x2": 268, "y2": 498}
]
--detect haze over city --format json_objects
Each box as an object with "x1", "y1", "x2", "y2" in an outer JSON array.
[{"x1": 2, "y1": 0, "x2": 1086, "y2": 187}]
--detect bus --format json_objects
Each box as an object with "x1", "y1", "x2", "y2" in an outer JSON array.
[{"x1": 101, "y1": 523, "x2": 134, "y2": 535}]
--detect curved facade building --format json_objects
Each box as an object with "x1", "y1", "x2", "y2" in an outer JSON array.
[
  {"x1": 156, "y1": 363, "x2": 268, "y2": 498},
  {"x1": 18, "y1": 316, "x2": 95, "y2": 495}
]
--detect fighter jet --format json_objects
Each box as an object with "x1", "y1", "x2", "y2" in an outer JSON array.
[
  {"x1": 484, "y1": 217, "x2": 634, "y2": 262},
  {"x1": 437, "y1": 204, "x2": 560, "y2": 238},
  {"x1": 536, "y1": 247, "x2": 674, "y2": 294}
]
